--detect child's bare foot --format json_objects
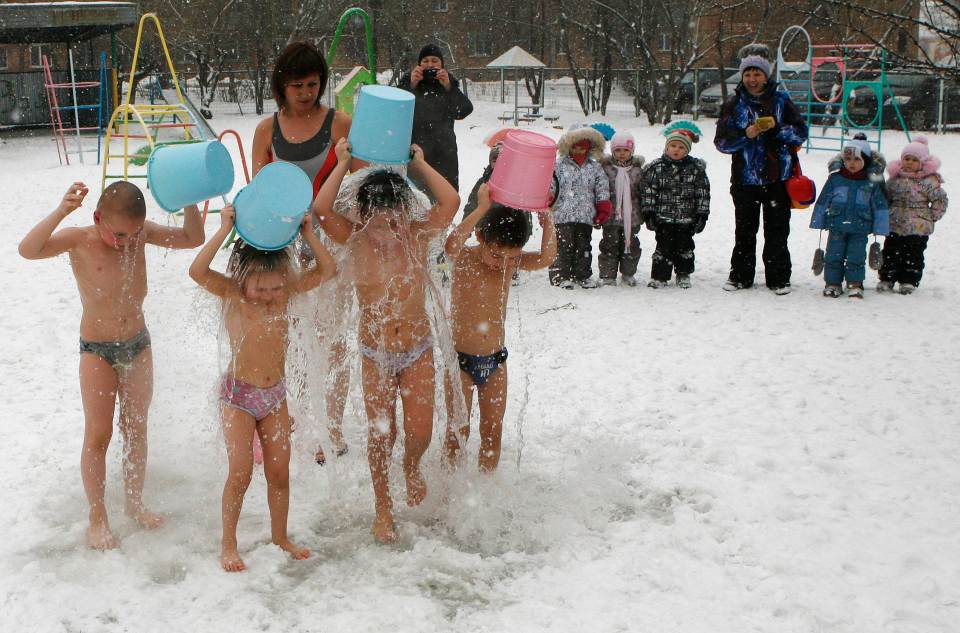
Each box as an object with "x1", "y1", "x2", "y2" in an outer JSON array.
[
  {"x1": 87, "y1": 519, "x2": 119, "y2": 551},
  {"x1": 371, "y1": 509, "x2": 397, "y2": 544},
  {"x1": 221, "y1": 546, "x2": 246, "y2": 572},
  {"x1": 274, "y1": 538, "x2": 311, "y2": 560},
  {"x1": 126, "y1": 506, "x2": 164, "y2": 530},
  {"x1": 405, "y1": 466, "x2": 427, "y2": 507}
]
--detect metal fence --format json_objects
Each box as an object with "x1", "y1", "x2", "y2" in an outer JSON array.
[{"x1": 0, "y1": 68, "x2": 111, "y2": 128}]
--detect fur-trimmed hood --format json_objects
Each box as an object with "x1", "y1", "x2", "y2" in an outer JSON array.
[
  {"x1": 888, "y1": 156, "x2": 944, "y2": 182},
  {"x1": 557, "y1": 125, "x2": 606, "y2": 160}
]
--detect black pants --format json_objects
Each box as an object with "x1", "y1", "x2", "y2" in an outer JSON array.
[
  {"x1": 651, "y1": 224, "x2": 695, "y2": 281},
  {"x1": 729, "y1": 182, "x2": 792, "y2": 288},
  {"x1": 598, "y1": 225, "x2": 641, "y2": 278},
  {"x1": 879, "y1": 233, "x2": 929, "y2": 286},
  {"x1": 549, "y1": 223, "x2": 593, "y2": 284}
]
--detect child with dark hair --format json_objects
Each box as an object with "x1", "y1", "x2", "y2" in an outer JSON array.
[
  {"x1": 549, "y1": 123, "x2": 611, "y2": 289},
  {"x1": 443, "y1": 185, "x2": 556, "y2": 471},
  {"x1": 189, "y1": 205, "x2": 336, "y2": 572},
  {"x1": 19, "y1": 181, "x2": 204, "y2": 551},
  {"x1": 810, "y1": 139, "x2": 889, "y2": 298},
  {"x1": 641, "y1": 122, "x2": 711, "y2": 288},
  {"x1": 313, "y1": 139, "x2": 460, "y2": 543}
]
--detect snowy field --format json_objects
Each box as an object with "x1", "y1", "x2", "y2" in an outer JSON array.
[{"x1": 2, "y1": 101, "x2": 959, "y2": 633}]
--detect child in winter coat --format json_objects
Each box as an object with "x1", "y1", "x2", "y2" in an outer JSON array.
[
  {"x1": 810, "y1": 139, "x2": 889, "y2": 298},
  {"x1": 599, "y1": 132, "x2": 645, "y2": 286},
  {"x1": 640, "y1": 122, "x2": 710, "y2": 289},
  {"x1": 549, "y1": 123, "x2": 611, "y2": 289},
  {"x1": 878, "y1": 136, "x2": 948, "y2": 294},
  {"x1": 827, "y1": 133, "x2": 888, "y2": 197}
]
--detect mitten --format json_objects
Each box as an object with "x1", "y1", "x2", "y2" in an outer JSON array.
[
  {"x1": 868, "y1": 241, "x2": 883, "y2": 271},
  {"x1": 594, "y1": 199, "x2": 613, "y2": 225},
  {"x1": 693, "y1": 216, "x2": 707, "y2": 234},
  {"x1": 812, "y1": 247, "x2": 825, "y2": 276},
  {"x1": 756, "y1": 116, "x2": 776, "y2": 132}
]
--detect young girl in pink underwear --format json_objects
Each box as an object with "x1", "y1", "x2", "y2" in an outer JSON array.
[{"x1": 189, "y1": 206, "x2": 336, "y2": 572}]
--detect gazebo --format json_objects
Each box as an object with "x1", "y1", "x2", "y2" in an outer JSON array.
[{"x1": 485, "y1": 45, "x2": 546, "y2": 126}]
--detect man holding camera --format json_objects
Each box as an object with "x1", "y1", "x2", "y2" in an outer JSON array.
[{"x1": 398, "y1": 44, "x2": 474, "y2": 192}]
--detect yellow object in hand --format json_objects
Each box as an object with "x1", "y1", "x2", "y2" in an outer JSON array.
[{"x1": 756, "y1": 116, "x2": 775, "y2": 131}]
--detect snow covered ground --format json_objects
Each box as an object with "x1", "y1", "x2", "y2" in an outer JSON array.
[{"x1": 2, "y1": 101, "x2": 959, "y2": 633}]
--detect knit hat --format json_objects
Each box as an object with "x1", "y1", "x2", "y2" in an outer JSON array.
[
  {"x1": 901, "y1": 135, "x2": 931, "y2": 161},
  {"x1": 663, "y1": 120, "x2": 702, "y2": 153},
  {"x1": 738, "y1": 43, "x2": 772, "y2": 79},
  {"x1": 418, "y1": 43, "x2": 444, "y2": 66},
  {"x1": 610, "y1": 131, "x2": 635, "y2": 152},
  {"x1": 843, "y1": 139, "x2": 872, "y2": 160}
]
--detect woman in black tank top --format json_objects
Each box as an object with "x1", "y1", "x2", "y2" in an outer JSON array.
[{"x1": 250, "y1": 41, "x2": 355, "y2": 462}]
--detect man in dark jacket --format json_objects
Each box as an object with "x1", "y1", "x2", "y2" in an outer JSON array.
[
  {"x1": 714, "y1": 43, "x2": 808, "y2": 294},
  {"x1": 397, "y1": 44, "x2": 474, "y2": 192}
]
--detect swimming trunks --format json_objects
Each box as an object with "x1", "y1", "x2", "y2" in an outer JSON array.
[
  {"x1": 359, "y1": 336, "x2": 434, "y2": 377},
  {"x1": 79, "y1": 328, "x2": 151, "y2": 371},
  {"x1": 220, "y1": 376, "x2": 287, "y2": 421},
  {"x1": 457, "y1": 349, "x2": 508, "y2": 387}
]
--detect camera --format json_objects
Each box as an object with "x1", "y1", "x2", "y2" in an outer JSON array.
[{"x1": 423, "y1": 68, "x2": 438, "y2": 80}]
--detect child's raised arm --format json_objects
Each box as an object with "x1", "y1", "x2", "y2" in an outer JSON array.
[
  {"x1": 520, "y1": 210, "x2": 557, "y2": 271},
  {"x1": 290, "y1": 212, "x2": 337, "y2": 294},
  {"x1": 18, "y1": 182, "x2": 88, "y2": 260},
  {"x1": 311, "y1": 138, "x2": 355, "y2": 244},
  {"x1": 444, "y1": 183, "x2": 491, "y2": 259},
  {"x1": 188, "y1": 205, "x2": 241, "y2": 299},
  {"x1": 410, "y1": 144, "x2": 461, "y2": 232},
  {"x1": 145, "y1": 204, "x2": 205, "y2": 249}
]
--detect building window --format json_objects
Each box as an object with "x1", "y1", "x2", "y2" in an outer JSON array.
[
  {"x1": 468, "y1": 32, "x2": 492, "y2": 57},
  {"x1": 0, "y1": 47, "x2": 7, "y2": 70},
  {"x1": 30, "y1": 44, "x2": 46, "y2": 68},
  {"x1": 433, "y1": 0, "x2": 448, "y2": 11},
  {"x1": 659, "y1": 33, "x2": 670, "y2": 52}
]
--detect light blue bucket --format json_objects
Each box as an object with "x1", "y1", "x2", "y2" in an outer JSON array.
[
  {"x1": 348, "y1": 85, "x2": 415, "y2": 164},
  {"x1": 233, "y1": 162, "x2": 312, "y2": 251},
  {"x1": 147, "y1": 140, "x2": 234, "y2": 213}
]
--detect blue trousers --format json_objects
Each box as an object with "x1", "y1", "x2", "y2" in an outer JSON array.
[{"x1": 824, "y1": 230, "x2": 868, "y2": 285}]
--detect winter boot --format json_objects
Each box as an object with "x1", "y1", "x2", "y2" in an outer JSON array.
[
  {"x1": 599, "y1": 277, "x2": 617, "y2": 287},
  {"x1": 876, "y1": 280, "x2": 894, "y2": 293},
  {"x1": 620, "y1": 274, "x2": 638, "y2": 287},
  {"x1": 823, "y1": 284, "x2": 843, "y2": 298},
  {"x1": 647, "y1": 279, "x2": 666, "y2": 289},
  {"x1": 578, "y1": 277, "x2": 600, "y2": 289},
  {"x1": 899, "y1": 283, "x2": 917, "y2": 295},
  {"x1": 847, "y1": 282, "x2": 864, "y2": 299},
  {"x1": 676, "y1": 275, "x2": 692, "y2": 289}
]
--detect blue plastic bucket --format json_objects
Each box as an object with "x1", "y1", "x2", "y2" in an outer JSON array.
[
  {"x1": 348, "y1": 85, "x2": 415, "y2": 164},
  {"x1": 233, "y1": 162, "x2": 312, "y2": 251},
  {"x1": 147, "y1": 140, "x2": 234, "y2": 213}
]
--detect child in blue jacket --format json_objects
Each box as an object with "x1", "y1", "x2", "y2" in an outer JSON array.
[{"x1": 810, "y1": 139, "x2": 889, "y2": 298}]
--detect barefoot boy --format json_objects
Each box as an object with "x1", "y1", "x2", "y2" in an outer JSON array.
[
  {"x1": 18, "y1": 181, "x2": 204, "y2": 550},
  {"x1": 313, "y1": 140, "x2": 460, "y2": 543},
  {"x1": 443, "y1": 185, "x2": 556, "y2": 471}
]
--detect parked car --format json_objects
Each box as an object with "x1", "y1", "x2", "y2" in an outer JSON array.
[
  {"x1": 845, "y1": 72, "x2": 956, "y2": 131},
  {"x1": 697, "y1": 71, "x2": 740, "y2": 117},
  {"x1": 675, "y1": 69, "x2": 727, "y2": 114}
]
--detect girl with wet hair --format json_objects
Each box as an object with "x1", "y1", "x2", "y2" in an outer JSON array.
[
  {"x1": 188, "y1": 205, "x2": 336, "y2": 572},
  {"x1": 312, "y1": 138, "x2": 460, "y2": 544}
]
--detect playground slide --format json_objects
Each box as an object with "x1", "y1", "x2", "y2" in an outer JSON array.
[{"x1": 159, "y1": 88, "x2": 217, "y2": 141}]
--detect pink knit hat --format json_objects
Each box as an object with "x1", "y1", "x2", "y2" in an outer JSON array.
[
  {"x1": 901, "y1": 135, "x2": 931, "y2": 161},
  {"x1": 610, "y1": 131, "x2": 635, "y2": 152}
]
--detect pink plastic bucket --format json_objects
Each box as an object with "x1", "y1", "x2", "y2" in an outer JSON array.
[{"x1": 488, "y1": 130, "x2": 557, "y2": 211}]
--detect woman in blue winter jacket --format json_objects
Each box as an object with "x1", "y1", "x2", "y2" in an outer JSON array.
[{"x1": 810, "y1": 139, "x2": 890, "y2": 298}]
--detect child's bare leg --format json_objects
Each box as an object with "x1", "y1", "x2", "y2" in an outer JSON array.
[
  {"x1": 221, "y1": 407, "x2": 256, "y2": 572},
  {"x1": 117, "y1": 349, "x2": 162, "y2": 529},
  {"x1": 399, "y1": 349, "x2": 435, "y2": 506},
  {"x1": 443, "y1": 370, "x2": 473, "y2": 469},
  {"x1": 258, "y1": 402, "x2": 310, "y2": 561},
  {"x1": 325, "y1": 336, "x2": 350, "y2": 454},
  {"x1": 477, "y1": 363, "x2": 508, "y2": 472},
  {"x1": 361, "y1": 357, "x2": 399, "y2": 543},
  {"x1": 79, "y1": 353, "x2": 120, "y2": 550}
]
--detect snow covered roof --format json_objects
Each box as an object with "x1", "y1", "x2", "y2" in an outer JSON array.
[
  {"x1": 486, "y1": 46, "x2": 546, "y2": 69},
  {"x1": 0, "y1": 2, "x2": 137, "y2": 43}
]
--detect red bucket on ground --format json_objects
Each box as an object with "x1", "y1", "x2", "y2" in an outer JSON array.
[{"x1": 488, "y1": 130, "x2": 557, "y2": 211}]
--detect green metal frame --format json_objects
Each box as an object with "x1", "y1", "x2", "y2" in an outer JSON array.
[{"x1": 325, "y1": 7, "x2": 378, "y2": 114}]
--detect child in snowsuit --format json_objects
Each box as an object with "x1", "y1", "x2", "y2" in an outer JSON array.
[
  {"x1": 827, "y1": 133, "x2": 888, "y2": 199},
  {"x1": 549, "y1": 123, "x2": 611, "y2": 289},
  {"x1": 641, "y1": 123, "x2": 710, "y2": 289},
  {"x1": 878, "y1": 136, "x2": 948, "y2": 294},
  {"x1": 599, "y1": 132, "x2": 645, "y2": 286},
  {"x1": 810, "y1": 139, "x2": 889, "y2": 298}
]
